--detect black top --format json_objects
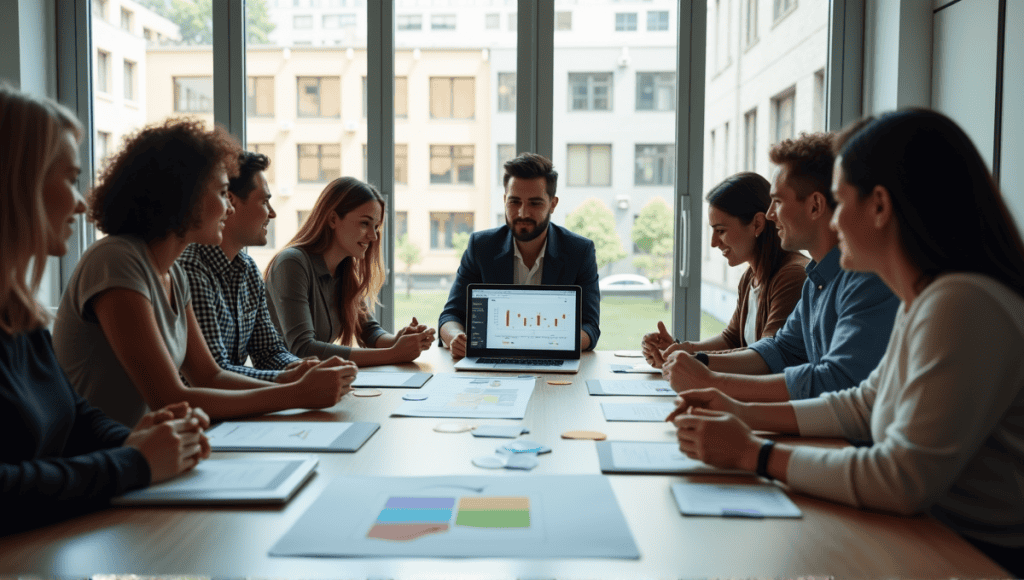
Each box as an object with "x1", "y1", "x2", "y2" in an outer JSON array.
[{"x1": 1, "y1": 328, "x2": 150, "y2": 535}]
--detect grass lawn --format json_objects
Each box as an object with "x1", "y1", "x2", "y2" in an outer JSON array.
[{"x1": 392, "y1": 291, "x2": 726, "y2": 351}]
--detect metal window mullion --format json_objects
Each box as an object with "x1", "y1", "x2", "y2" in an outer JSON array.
[
  {"x1": 367, "y1": 0, "x2": 395, "y2": 331},
  {"x1": 826, "y1": 0, "x2": 864, "y2": 131},
  {"x1": 213, "y1": 0, "x2": 245, "y2": 144},
  {"x1": 516, "y1": 0, "x2": 553, "y2": 159}
]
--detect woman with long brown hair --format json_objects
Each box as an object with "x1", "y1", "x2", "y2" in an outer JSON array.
[{"x1": 265, "y1": 176, "x2": 434, "y2": 365}]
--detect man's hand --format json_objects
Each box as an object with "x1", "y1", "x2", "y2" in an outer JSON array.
[
  {"x1": 665, "y1": 388, "x2": 747, "y2": 424},
  {"x1": 662, "y1": 350, "x2": 716, "y2": 393},
  {"x1": 674, "y1": 409, "x2": 762, "y2": 472},
  {"x1": 275, "y1": 357, "x2": 319, "y2": 384},
  {"x1": 448, "y1": 332, "x2": 468, "y2": 359},
  {"x1": 641, "y1": 321, "x2": 674, "y2": 367},
  {"x1": 291, "y1": 356, "x2": 359, "y2": 409},
  {"x1": 388, "y1": 329, "x2": 436, "y2": 362}
]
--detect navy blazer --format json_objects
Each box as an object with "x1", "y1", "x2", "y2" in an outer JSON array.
[{"x1": 438, "y1": 224, "x2": 601, "y2": 349}]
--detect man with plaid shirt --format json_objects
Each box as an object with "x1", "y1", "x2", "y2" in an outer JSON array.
[{"x1": 179, "y1": 151, "x2": 314, "y2": 383}]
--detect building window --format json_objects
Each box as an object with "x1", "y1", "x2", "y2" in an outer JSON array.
[
  {"x1": 250, "y1": 143, "x2": 275, "y2": 183},
  {"x1": 615, "y1": 13, "x2": 637, "y2": 32},
  {"x1": 567, "y1": 144, "x2": 612, "y2": 186},
  {"x1": 744, "y1": 109, "x2": 757, "y2": 171},
  {"x1": 120, "y1": 8, "x2": 133, "y2": 32},
  {"x1": 636, "y1": 72, "x2": 674, "y2": 111},
  {"x1": 709, "y1": 129, "x2": 717, "y2": 182},
  {"x1": 774, "y1": 0, "x2": 797, "y2": 22},
  {"x1": 297, "y1": 144, "x2": 341, "y2": 183},
  {"x1": 497, "y1": 144, "x2": 516, "y2": 185},
  {"x1": 635, "y1": 144, "x2": 674, "y2": 186},
  {"x1": 430, "y1": 212, "x2": 474, "y2": 250},
  {"x1": 173, "y1": 77, "x2": 213, "y2": 113},
  {"x1": 568, "y1": 73, "x2": 612, "y2": 111},
  {"x1": 430, "y1": 77, "x2": 475, "y2": 119},
  {"x1": 363, "y1": 76, "x2": 407, "y2": 118},
  {"x1": 323, "y1": 14, "x2": 356, "y2": 29},
  {"x1": 95, "y1": 131, "x2": 110, "y2": 170},
  {"x1": 297, "y1": 77, "x2": 340, "y2": 118},
  {"x1": 556, "y1": 11, "x2": 572, "y2": 31},
  {"x1": 297, "y1": 210, "x2": 311, "y2": 229},
  {"x1": 247, "y1": 76, "x2": 274, "y2": 117},
  {"x1": 647, "y1": 11, "x2": 668, "y2": 31},
  {"x1": 773, "y1": 89, "x2": 795, "y2": 144},
  {"x1": 744, "y1": 0, "x2": 759, "y2": 47},
  {"x1": 293, "y1": 15, "x2": 313, "y2": 29},
  {"x1": 397, "y1": 14, "x2": 422, "y2": 30},
  {"x1": 485, "y1": 13, "x2": 500, "y2": 29},
  {"x1": 96, "y1": 50, "x2": 110, "y2": 93},
  {"x1": 92, "y1": 0, "x2": 107, "y2": 22},
  {"x1": 508, "y1": 12, "x2": 517, "y2": 31},
  {"x1": 497, "y1": 73, "x2": 516, "y2": 112},
  {"x1": 362, "y1": 143, "x2": 407, "y2": 184},
  {"x1": 123, "y1": 60, "x2": 136, "y2": 101},
  {"x1": 395, "y1": 211, "x2": 408, "y2": 239},
  {"x1": 813, "y1": 69, "x2": 825, "y2": 132},
  {"x1": 431, "y1": 14, "x2": 456, "y2": 30},
  {"x1": 430, "y1": 145, "x2": 474, "y2": 185}
]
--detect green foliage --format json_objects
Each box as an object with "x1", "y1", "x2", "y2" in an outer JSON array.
[
  {"x1": 631, "y1": 197, "x2": 673, "y2": 281},
  {"x1": 565, "y1": 198, "x2": 626, "y2": 270},
  {"x1": 451, "y1": 231, "x2": 471, "y2": 260},
  {"x1": 396, "y1": 233, "x2": 422, "y2": 297},
  {"x1": 142, "y1": 0, "x2": 275, "y2": 46}
]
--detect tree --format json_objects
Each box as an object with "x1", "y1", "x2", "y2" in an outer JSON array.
[
  {"x1": 565, "y1": 198, "x2": 626, "y2": 271},
  {"x1": 140, "y1": 0, "x2": 275, "y2": 46},
  {"x1": 396, "y1": 233, "x2": 421, "y2": 297},
  {"x1": 631, "y1": 197, "x2": 673, "y2": 281},
  {"x1": 451, "y1": 231, "x2": 471, "y2": 261}
]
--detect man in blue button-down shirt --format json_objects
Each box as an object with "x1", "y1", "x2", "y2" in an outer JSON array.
[{"x1": 662, "y1": 133, "x2": 899, "y2": 401}]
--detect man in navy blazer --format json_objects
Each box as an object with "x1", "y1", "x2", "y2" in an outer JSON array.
[{"x1": 439, "y1": 153, "x2": 600, "y2": 357}]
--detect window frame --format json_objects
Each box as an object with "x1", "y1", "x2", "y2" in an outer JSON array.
[{"x1": 568, "y1": 72, "x2": 613, "y2": 111}]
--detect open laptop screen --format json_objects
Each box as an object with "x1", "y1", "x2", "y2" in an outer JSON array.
[{"x1": 466, "y1": 284, "x2": 581, "y2": 358}]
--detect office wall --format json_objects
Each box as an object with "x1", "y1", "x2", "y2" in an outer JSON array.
[{"x1": 1001, "y1": 0, "x2": 1023, "y2": 225}]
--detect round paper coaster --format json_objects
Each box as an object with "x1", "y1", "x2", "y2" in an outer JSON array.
[
  {"x1": 351, "y1": 388, "x2": 382, "y2": 397},
  {"x1": 614, "y1": 350, "x2": 645, "y2": 358},
  {"x1": 547, "y1": 380, "x2": 572, "y2": 385},
  {"x1": 401, "y1": 392, "x2": 429, "y2": 401},
  {"x1": 433, "y1": 422, "x2": 476, "y2": 433},
  {"x1": 561, "y1": 430, "x2": 607, "y2": 441},
  {"x1": 472, "y1": 455, "x2": 507, "y2": 469}
]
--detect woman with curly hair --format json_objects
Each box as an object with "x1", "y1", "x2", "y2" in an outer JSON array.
[
  {"x1": 1, "y1": 86, "x2": 212, "y2": 535},
  {"x1": 53, "y1": 119, "x2": 357, "y2": 427},
  {"x1": 265, "y1": 176, "x2": 434, "y2": 366}
]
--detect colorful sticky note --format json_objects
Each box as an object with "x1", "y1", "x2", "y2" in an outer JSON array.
[{"x1": 455, "y1": 496, "x2": 531, "y2": 528}]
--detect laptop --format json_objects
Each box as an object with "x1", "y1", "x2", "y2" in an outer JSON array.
[{"x1": 454, "y1": 283, "x2": 582, "y2": 373}]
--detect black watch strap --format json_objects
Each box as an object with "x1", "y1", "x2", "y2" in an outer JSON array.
[
  {"x1": 694, "y1": 352, "x2": 710, "y2": 367},
  {"x1": 756, "y1": 439, "x2": 776, "y2": 480}
]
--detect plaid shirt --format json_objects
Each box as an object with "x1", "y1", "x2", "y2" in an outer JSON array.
[{"x1": 178, "y1": 244, "x2": 300, "y2": 381}]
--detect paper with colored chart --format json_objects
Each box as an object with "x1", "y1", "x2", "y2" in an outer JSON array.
[
  {"x1": 390, "y1": 374, "x2": 536, "y2": 419},
  {"x1": 269, "y1": 475, "x2": 639, "y2": 558}
]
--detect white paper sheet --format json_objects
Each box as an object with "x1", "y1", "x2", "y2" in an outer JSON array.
[
  {"x1": 353, "y1": 371, "x2": 417, "y2": 387},
  {"x1": 610, "y1": 441, "x2": 737, "y2": 472},
  {"x1": 588, "y1": 379, "x2": 676, "y2": 396},
  {"x1": 391, "y1": 374, "x2": 536, "y2": 419},
  {"x1": 610, "y1": 363, "x2": 663, "y2": 374},
  {"x1": 601, "y1": 402, "x2": 676, "y2": 422},
  {"x1": 207, "y1": 422, "x2": 351, "y2": 450},
  {"x1": 671, "y1": 482, "x2": 802, "y2": 517}
]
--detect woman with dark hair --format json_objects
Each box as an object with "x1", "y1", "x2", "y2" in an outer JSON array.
[
  {"x1": 642, "y1": 172, "x2": 808, "y2": 366},
  {"x1": 1, "y1": 86, "x2": 211, "y2": 535},
  {"x1": 265, "y1": 176, "x2": 435, "y2": 366},
  {"x1": 666, "y1": 109, "x2": 1024, "y2": 576},
  {"x1": 53, "y1": 119, "x2": 357, "y2": 427}
]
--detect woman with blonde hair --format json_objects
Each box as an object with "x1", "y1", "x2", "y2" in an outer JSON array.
[
  {"x1": 266, "y1": 176, "x2": 434, "y2": 365},
  {"x1": 1, "y1": 85, "x2": 211, "y2": 535}
]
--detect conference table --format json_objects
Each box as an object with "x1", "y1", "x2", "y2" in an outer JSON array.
[{"x1": 0, "y1": 349, "x2": 1009, "y2": 578}]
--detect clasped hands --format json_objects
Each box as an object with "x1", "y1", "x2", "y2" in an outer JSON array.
[
  {"x1": 123, "y1": 401, "x2": 212, "y2": 484},
  {"x1": 663, "y1": 386, "x2": 764, "y2": 473},
  {"x1": 391, "y1": 317, "x2": 437, "y2": 360}
]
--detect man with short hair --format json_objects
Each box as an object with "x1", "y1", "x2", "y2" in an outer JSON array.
[
  {"x1": 658, "y1": 133, "x2": 899, "y2": 401},
  {"x1": 438, "y1": 152, "x2": 600, "y2": 357},
  {"x1": 179, "y1": 151, "x2": 313, "y2": 383}
]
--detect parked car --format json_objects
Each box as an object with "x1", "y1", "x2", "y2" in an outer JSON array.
[{"x1": 599, "y1": 274, "x2": 662, "y2": 300}]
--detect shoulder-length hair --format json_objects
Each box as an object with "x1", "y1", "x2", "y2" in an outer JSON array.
[
  {"x1": 88, "y1": 118, "x2": 239, "y2": 242},
  {"x1": 834, "y1": 108, "x2": 1024, "y2": 298},
  {"x1": 0, "y1": 85, "x2": 82, "y2": 334},
  {"x1": 706, "y1": 172, "x2": 797, "y2": 287},
  {"x1": 269, "y1": 177, "x2": 386, "y2": 347}
]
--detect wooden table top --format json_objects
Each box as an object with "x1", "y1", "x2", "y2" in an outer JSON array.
[{"x1": 0, "y1": 349, "x2": 1008, "y2": 578}]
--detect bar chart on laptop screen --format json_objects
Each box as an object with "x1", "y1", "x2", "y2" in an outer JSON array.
[{"x1": 485, "y1": 293, "x2": 575, "y2": 350}]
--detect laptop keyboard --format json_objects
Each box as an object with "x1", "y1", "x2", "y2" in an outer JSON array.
[{"x1": 477, "y1": 357, "x2": 565, "y2": 367}]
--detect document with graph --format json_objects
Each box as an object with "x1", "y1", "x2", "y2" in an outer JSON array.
[
  {"x1": 391, "y1": 374, "x2": 537, "y2": 419},
  {"x1": 205, "y1": 421, "x2": 380, "y2": 452}
]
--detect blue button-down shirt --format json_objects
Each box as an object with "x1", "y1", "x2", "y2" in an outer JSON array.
[{"x1": 748, "y1": 247, "x2": 899, "y2": 400}]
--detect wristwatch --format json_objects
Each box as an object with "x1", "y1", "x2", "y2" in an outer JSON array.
[{"x1": 694, "y1": 352, "x2": 710, "y2": 367}]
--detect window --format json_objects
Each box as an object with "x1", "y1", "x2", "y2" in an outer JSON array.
[
  {"x1": 744, "y1": 0, "x2": 759, "y2": 47},
  {"x1": 813, "y1": 69, "x2": 825, "y2": 132},
  {"x1": 397, "y1": 14, "x2": 422, "y2": 30},
  {"x1": 264, "y1": 219, "x2": 276, "y2": 248},
  {"x1": 363, "y1": 76, "x2": 407, "y2": 118},
  {"x1": 709, "y1": 129, "x2": 717, "y2": 181},
  {"x1": 297, "y1": 77, "x2": 340, "y2": 118},
  {"x1": 297, "y1": 144, "x2": 341, "y2": 183},
  {"x1": 615, "y1": 13, "x2": 637, "y2": 32},
  {"x1": 92, "y1": 0, "x2": 107, "y2": 21},
  {"x1": 430, "y1": 145, "x2": 474, "y2": 185},
  {"x1": 497, "y1": 144, "x2": 516, "y2": 185},
  {"x1": 431, "y1": 14, "x2": 456, "y2": 30},
  {"x1": 247, "y1": 76, "x2": 275, "y2": 117},
  {"x1": 636, "y1": 72, "x2": 674, "y2": 111},
  {"x1": 297, "y1": 210, "x2": 311, "y2": 229},
  {"x1": 744, "y1": 109, "x2": 757, "y2": 171},
  {"x1": 772, "y1": 89, "x2": 795, "y2": 144},
  {"x1": 774, "y1": 0, "x2": 797, "y2": 22},
  {"x1": 293, "y1": 15, "x2": 313, "y2": 29},
  {"x1": 723, "y1": 121, "x2": 730, "y2": 175},
  {"x1": 566, "y1": 144, "x2": 612, "y2": 186},
  {"x1": 430, "y1": 212, "x2": 474, "y2": 250},
  {"x1": 556, "y1": 11, "x2": 572, "y2": 31},
  {"x1": 120, "y1": 8, "x2": 133, "y2": 33},
  {"x1": 322, "y1": 14, "x2": 356, "y2": 29},
  {"x1": 173, "y1": 77, "x2": 213, "y2": 112},
  {"x1": 250, "y1": 143, "x2": 276, "y2": 183},
  {"x1": 508, "y1": 12, "x2": 517, "y2": 31},
  {"x1": 568, "y1": 73, "x2": 612, "y2": 111},
  {"x1": 96, "y1": 50, "x2": 110, "y2": 93},
  {"x1": 395, "y1": 211, "x2": 408, "y2": 239},
  {"x1": 123, "y1": 60, "x2": 136, "y2": 101},
  {"x1": 635, "y1": 144, "x2": 674, "y2": 186},
  {"x1": 647, "y1": 11, "x2": 668, "y2": 31},
  {"x1": 497, "y1": 72, "x2": 516, "y2": 112},
  {"x1": 485, "y1": 13, "x2": 500, "y2": 29},
  {"x1": 362, "y1": 143, "x2": 407, "y2": 184},
  {"x1": 430, "y1": 77, "x2": 475, "y2": 119},
  {"x1": 95, "y1": 131, "x2": 110, "y2": 171}
]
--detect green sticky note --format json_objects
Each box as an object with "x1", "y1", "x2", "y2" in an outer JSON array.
[{"x1": 455, "y1": 509, "x2": 531, "y2": 528}]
